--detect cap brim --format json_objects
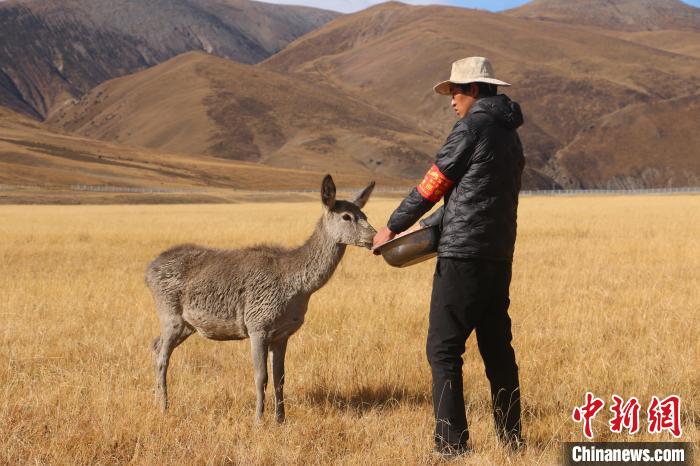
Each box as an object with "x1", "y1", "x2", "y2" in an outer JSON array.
[{"x1": 433, "y1": 78, "x2": 512, "y2": 95}]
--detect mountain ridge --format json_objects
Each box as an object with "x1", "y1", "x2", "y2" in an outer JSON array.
[
  {"x1": 47, "y1": 51, "x2": 439, "y2": 180},
  {"x1": 2, "y1": 0, "x2": 700, "y2": 191},
  {"x1": 262, "y1": 2, "x2": 700, "y2": 188},
  {"x1": 506, "y1": 0, "x2": 700, "y2": 31},
  {"x1": 0, "y1": 0, "x2": 339, "y2": 119}
]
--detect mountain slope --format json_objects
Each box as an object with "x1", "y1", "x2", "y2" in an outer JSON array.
[
  {"x1": 556, "y1": 95, "x2": 700, "y2": 188},
  {"x1": 0, "y1": 105, "x2": 394, "y2": 201},
  {"x1": 605, "y1": 30, "x2": 700, "y2": 58},
  {"x1": 506, "y1": 0, "x2": 700, "y2": 31},
  {"x1": 262, "y1": 2, "x2": 700, "y2": 188},
  {"x1": 9, "y1": 0, "x2": 700, "y2": 191},
  {"x1": 47, "y1": 52, "x2": 437, "y2": 180},
  {"x1": 0, "y1": 0, "x2": 338, "y2": 119}
]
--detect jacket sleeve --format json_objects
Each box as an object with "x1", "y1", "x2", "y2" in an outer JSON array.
[
  {"x1": 420, "y1": 206, "x2": 444, "y2": 229},
  {"x1": 387, "y1": 121, "x2": 476, "y2": 233}
]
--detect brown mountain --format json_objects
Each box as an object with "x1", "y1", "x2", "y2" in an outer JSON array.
[
  {"x1": 556, "y1": 95, "x2": 700, "y2": 188},
  {"x1": 47, "y1": 52, "x2": 437, "y2": 180},
  {"x1": 605, "y1": 29, "x2": 700, "y2": 58},
  {"x1": 0, "y1": 105, "x2": 397, "y2": 203},
  {"x1": 0, "y1": 0, "x2": 338, "y2": 119},
  {"x1": 262, "y1": 2, "x2": 700, "y2": 188},
  {"x1": 6, "y1": 0, "x2": 700, "y2": 192},
  {"x1": 506, "y1": 0, "x2": 700, "y2": 32}
]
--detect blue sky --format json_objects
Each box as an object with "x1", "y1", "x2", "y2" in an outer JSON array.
[
  {"x1": 263, "y1": 0, "x2": 700, "y2": 13},
  {"x1": 449, "y1": 0, "x2": 700, "y2": 10},
  {"x1": 448, "y1": 0, "x2": 534, "y2": 11},
  {"x1": 0, "y1": 0, "x2": 698, "y2": 11},
  {"x1": 448, "y1": 0, "x2": 700, "y2": 11}
]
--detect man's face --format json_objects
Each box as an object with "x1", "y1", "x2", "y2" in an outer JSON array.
[{"x1": 450, "y1": 83, "x2": 477, "y2": 119}]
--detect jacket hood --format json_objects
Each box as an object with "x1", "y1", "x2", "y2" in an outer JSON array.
[{"x1": 469, "y1": 94, "x2": 523, "y2": 130}]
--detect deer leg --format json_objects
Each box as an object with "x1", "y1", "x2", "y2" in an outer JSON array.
[
  {"x1": 153, "y1": 316, "x2": 193, "y2": 412},
  {"x1": 250, "y1": 333, "x2": 269, "y2": 423},
  {"x1": 270, "y1": 338, "x2": 288, "y2": 424}
]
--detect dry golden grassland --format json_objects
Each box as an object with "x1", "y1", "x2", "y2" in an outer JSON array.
[{"x1": 1, "y1": 196, "x2": 698, "y2": 464}]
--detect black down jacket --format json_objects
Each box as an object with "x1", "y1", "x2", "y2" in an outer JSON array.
[{"x1": 387, "y1": 94, "x2": 525, "y2": 262}]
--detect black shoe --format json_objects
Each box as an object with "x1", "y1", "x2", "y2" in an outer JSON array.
[
  {"x1": 432, "y1": 443, "x2": 472, "y2": 460},
  {"x1": 502, "y1": 435, "x2": 526, "y2": 453}
]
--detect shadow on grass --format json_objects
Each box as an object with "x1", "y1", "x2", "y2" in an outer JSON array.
[{"x1": 303, "y1": 383, "x2": 430, "y2": 415}]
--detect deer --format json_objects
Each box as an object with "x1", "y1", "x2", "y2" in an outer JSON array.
[{"x1": 145, "y1": 175, "x2": 376, "y2": 423}]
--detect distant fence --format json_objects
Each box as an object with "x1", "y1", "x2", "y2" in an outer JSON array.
[
  {"x1": 243, "y1": 187, "x2": 700, "y2": 196},
  {"x1": 1, "y1": 184, "x2": 699, "y2": 196},
  {"x1": 68, "y1": 184, "x2": 206, "y2": 193},
  {"x1": 0, "y1": 184, "x2": 205, "y2": 194},
  {"x1": 519, "y1": 187, "x2": 700, "y2": 196}
]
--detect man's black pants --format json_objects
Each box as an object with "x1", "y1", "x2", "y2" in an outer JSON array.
[{"x1": 427, "y1": 257, "x2": 521, "y2": 449}]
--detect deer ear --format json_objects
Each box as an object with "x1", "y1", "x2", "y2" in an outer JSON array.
[
  {"x1": 352, "y1": 180, "x2": 375, "y2": 208},
  {"x1": 321, "y1": 174, "x2": 336, "y2": 209}
]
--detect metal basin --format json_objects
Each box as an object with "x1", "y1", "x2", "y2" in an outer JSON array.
[{"x1": 375, "y1": 225, "x2": 440, "y2": 268}]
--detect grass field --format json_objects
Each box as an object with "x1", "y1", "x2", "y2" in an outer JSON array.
[{"x1": 1, "y1": 195, "x2": 698, "y2": 464}]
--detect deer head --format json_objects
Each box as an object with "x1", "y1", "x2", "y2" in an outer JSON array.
[{"x1": 321, "y1": 175, "x2": 377, "y2": 249}]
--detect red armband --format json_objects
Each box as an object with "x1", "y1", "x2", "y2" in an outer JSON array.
[{"x1": 416, "y1": 164, "x2": 453, "y2": 202}]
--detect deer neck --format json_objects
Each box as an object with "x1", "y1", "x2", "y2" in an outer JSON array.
[{"x1": 291, "y1": 217, "x2": 346, "y2": 294}]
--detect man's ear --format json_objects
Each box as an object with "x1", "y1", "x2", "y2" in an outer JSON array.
[{"x1": 470, "y1": 83, "x2": 479, "y2": 98}]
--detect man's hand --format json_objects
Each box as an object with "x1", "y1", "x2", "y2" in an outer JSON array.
[
  {"x1": 372, "y1": 226, "x2": 396, "y2": 255},
  {"x1": 396, "y1": 223, "x2": 421, "y2": 239}
]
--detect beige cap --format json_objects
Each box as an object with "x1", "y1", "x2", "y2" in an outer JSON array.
[{"x1": 433, "y1": 56, "x2": 511, "y2": 95}]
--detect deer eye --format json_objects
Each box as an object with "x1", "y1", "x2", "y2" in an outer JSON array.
[{"x1": 342, "y1": 213, "x2": 353, "y2": 221}]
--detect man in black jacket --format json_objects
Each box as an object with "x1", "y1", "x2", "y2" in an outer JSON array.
[{"x1": 373, "y1": 57, "x2": 524, "y2": 455}]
